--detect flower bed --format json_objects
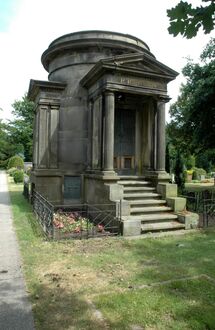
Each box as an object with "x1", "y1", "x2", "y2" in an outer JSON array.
[{"x1": 52, "y1": 210, "x2": 108, "y2": 239}]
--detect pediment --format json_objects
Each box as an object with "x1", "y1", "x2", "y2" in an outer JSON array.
[
  {"x1": 80, "y1": 53, "x2": 178, "y2": 89},
  {"x1": 101, "y1": 53, "x2": 178, "y2": 80}
]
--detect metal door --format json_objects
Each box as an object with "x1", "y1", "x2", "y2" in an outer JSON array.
[{"x1": 114, "y1": 109, "x2": 135, "y2": 174}]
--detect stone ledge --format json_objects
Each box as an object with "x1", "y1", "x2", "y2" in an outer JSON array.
[
  {"x1": 177, "y1": 211, "x2": 199, "y2": 230},
  {"x1": 121, "y1": 219, "x2": 141, "y2": 236},
  {"x1": 157, "y1": 183, "x2": 177, "y2": 198},
  {"x1": 166, "y1": 197, "x2": 186, "y2": 212}
]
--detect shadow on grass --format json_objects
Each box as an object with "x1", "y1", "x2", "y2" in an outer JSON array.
[
  {"x1": 120, "y1": 231, "x2": 215, "y2": 284},
  {"x1": 29, "y1": 281, "x2": 105, "y2": 330}
]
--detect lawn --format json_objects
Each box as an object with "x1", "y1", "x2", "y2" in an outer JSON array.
[{"x1": 9, "y1": 178, "x2": 215, "y2": 330}]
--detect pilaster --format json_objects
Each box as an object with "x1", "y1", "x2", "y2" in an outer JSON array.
[
  {"x1": 103, "y1": 91, "x2": 115, "y2": 173},
  {"x1": 156, "y1": 100, "x2": 166, "y2": 172}
]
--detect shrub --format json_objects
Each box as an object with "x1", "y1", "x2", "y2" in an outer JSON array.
[
  {"x1": 7, "y1": 155, "x2": 24, "y2": 170},
  {"x1": 7, "y1": 167, "x2": 17, "y2": 176},
  {"x1": 13, "y1": 170, "x2": 24, "y2": 183},
  {"x1": 193, "y1": 167, "x2": 206, "y2": 180}
]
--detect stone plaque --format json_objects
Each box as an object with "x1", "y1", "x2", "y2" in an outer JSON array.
[{"x1": 64, "y1": 176, "x2": 81, "y2": 200}]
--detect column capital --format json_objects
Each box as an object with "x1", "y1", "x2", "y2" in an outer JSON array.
[
  {"x1": 157, "y1": 96, "x2": 171, "y2": 104},
  {"x1": 104, "y1": 90, "x2": 115, "y2": 97}
]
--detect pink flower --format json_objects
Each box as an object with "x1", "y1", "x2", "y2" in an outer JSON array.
[{"x1": 97, "y1": 224, "x2": 104, "y2": 232}]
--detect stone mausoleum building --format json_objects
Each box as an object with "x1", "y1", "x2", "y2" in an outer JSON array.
[{"x1": 28, "y1": 30, "x2": 198, "y2": 235}]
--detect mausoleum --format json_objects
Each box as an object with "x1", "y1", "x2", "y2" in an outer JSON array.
[{"x1": 28, "y1": 31, "x2": 198, "y2": 235}]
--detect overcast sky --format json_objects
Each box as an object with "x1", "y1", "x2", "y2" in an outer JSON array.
[{"x1": 0, "y1": 0, "x2": 213, "y2": 121}]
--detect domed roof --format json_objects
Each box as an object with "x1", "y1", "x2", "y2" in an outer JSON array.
[{"x1": 41, "y1": 30, "x2": 154, "y2": 71}]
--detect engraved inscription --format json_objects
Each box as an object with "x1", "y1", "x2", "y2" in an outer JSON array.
[{"x1": 118, "y1": 76, "x2": 165, "y2": 90}]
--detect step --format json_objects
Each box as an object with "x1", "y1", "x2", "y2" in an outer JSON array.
[
  {"x1": 124, "y1": 193, "x2": 161, "y2": 199},
  {"x1": 119, "y1": 176, "x2": 146, "y2": 180},
  {"x1": 118, "y1": 180, "x2": 150, "y2": 185},
  {"x1": 130, "y1": 199, "x2": 167, "y2": 206},
  {"x1": 131, "y1": 206, "x2": 172, "y2": 213},
  {"x1": 122, "y1": 213, "x2": 178, "y2": 222},
  {"x1": 124, "y1": 187, "x2": 155, "y2": 192},
  {"x1": 141, "y1": 221, "x2": 185, "y2": 232}
]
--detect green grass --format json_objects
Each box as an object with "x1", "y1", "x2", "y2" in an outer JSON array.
[
  {"x1": 8, "y1": 177, "x2": 215, "y2": 330},
  {"x1": 95, "y1": 278, "x2": 215, "y2": 330}
]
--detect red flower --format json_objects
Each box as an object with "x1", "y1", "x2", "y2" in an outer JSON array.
[{"x1": 97, "y1": 224, "x2": 104, "y2": 232}]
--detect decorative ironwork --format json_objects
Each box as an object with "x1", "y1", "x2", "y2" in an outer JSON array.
[
  {"x1": 32, "y1": 191, "x2": 121, "y2": 239},
  {"x1": 182, "y1": 190, "x2": 215, "y2": 227},
  {"x1": 33, "y1": 191, "x2": 54, "y2": 237}
]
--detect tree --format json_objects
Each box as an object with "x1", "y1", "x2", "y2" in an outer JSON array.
[
  {"x1": 167, "y1": 0, "x2": 215, "y2": 38},
  {"x1": 174, "y1": 149, "x2": 185, "y2": 192},
  {"x1": 0, "y1": 109, "x2": 18, "y2": 161},
  {"x1": 167, "y1": 38, "x2": 215, "y2": 168},
  {"x1": 167, "y1": 39, "x2": 215, "y2": 173},
  {"x1": 8, "y1": 95, "x2": 35, "y2": 161}
]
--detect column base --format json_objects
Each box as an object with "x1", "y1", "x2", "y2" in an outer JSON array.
[
  {"x1": 102, "y1": 170, "x2": 117, "y2": 177},
  {"x1": 144, "y1": 170, "x2": 171, "y2": 185}
]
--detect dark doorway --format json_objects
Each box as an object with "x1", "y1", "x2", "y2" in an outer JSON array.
[{"x1": 114, "y1": 108, "x2": 135, "y2": 175}]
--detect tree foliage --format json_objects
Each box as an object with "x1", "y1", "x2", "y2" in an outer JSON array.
[
  {"x1": 167, "y1": 38, "x2": 215, "y2": 171},
  {"x1": 0, "y1": 95, "x2": 34, "y2": 162},
  {"x1": 167, "y1": 0, "x2": 215, "y2": 38},
  {"x1": 174, "y1": 150, "x2": 185, "y2": 192},
  {"x1": 7, "y1": 155, "x2": 24, "y2": 169},
  {"x1": 9, "y1": 95, "x2": 34, "y2": 161}
]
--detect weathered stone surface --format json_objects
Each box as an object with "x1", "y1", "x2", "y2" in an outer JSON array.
[
  {"x1": 157, "y1": 183, "x2": 177, "y2": 198},
  {"x1": 121, "y1": 220, "x2": 141, "y2": 236},
  {"x1": 28, "y1": 31, "x2": 179, "y2": 237},
  {"x1": 166, "y1": 197, "x2": 186, "y2": 212},
  {"x1": 177, "y1": 212, "x2": 199, "y2": 229}
]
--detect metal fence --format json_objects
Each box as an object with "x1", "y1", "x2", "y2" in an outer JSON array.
[
  {"x1": 32, "y1": 191, "x2": 121, "y2": 239},
  {"x1": 182, "y1": 190, "x2": 215, "y2": 227}
]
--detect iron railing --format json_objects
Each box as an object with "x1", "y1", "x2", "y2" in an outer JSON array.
[
  {"x1": 33, "y1": 191, "x2": 54, "y2": 237},
  {"x1": 181, "y1": 190, "x2": 215, "y2": 227},
  {"x1": 32, "y1": 191, "x2": 121, "y2": 239}
]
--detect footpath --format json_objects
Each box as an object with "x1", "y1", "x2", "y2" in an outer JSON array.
[{"x1": 0, "y1": 170, "x2": 35, "y2": 330}]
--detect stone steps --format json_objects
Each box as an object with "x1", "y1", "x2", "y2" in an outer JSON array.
[
  {"x1": 130, "y1": 199, "x2": 167, "y2": 206},
  {"x1": 141, "y1": 221, "x2": 185, "y2": 232},
  {"x1": 123, "y1": 186, "x2": 156, "y2": 191},
  {"x1": 118, "y1": 176, "x2": 185, "y2": 235},
  {"x1": 119, "y1": 180, "x2": 150, "y2": 186},
  {"x1": 131, "y1": 206, "x2": 172, "y2": 214},
  {"x1": 124, "y1": 192, "x2": 161, "y2": 199},
  {"x1": 122, "y1": 213, "x2": 178, "y2": 222}
]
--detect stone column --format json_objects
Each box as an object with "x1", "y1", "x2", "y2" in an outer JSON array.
[
  {"x1": 87, "y1": 100, "x2": 93, "y2": 170},
  {"x1": 33, "y1": 110, "x2": 39, "y2": 168},
  {"x1": 156, "y1": 100, "x2": 166, "y2": 171},
  {"x1": 104, "y1": 91, "x2": 115, "y2": 172},
  {"x1": 38, "y1": 105, "x2": 49, "y2": 168},
  {"x1": 91, "y1": 96, "x2": 102, "y2": 170},
  {"x1": 135, "y1": 109, "x2": 142, "y2": 174},
  {"x1": 49, "y1": 105, "x2": 59, "y2": 168}
]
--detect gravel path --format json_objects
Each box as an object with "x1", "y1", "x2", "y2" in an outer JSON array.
[{"x1": 0, "y1": 171, "x2": 35, "y2": 330}]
